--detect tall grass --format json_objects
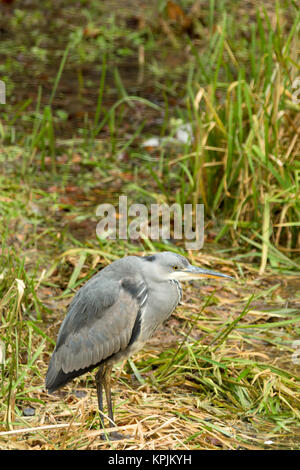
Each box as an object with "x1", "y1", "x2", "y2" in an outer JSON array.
[{"x1": 166, "y1": 4, "x2": 300, "y2": 273}]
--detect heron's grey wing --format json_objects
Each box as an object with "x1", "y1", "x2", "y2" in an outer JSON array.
[{"x1": 45, "y1": 275, "x2": 148, "y2": 392}]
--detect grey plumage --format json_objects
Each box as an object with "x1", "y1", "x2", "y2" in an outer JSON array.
[{"x1": 45, "y1": 251, "x2": 232, "y2": 439}]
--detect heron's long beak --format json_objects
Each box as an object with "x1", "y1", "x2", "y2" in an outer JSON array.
[{"x1": 180, "y1": 265, "x2": 233, "y2": 280}]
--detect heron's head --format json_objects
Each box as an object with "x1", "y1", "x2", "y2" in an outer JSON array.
[{"x1": 142, "y1": 252, "x2": 232, "y2": 282}]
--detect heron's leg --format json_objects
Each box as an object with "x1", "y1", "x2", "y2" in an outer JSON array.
[
  {"x1": 99, "y1": 364, "x2": 131, "y2": 441},
  {"x1": 95, "y1": 366, "x2": 105, "y2": 429},
  {"x1": 96, "y1": 365, "x2": 118, "y2": 440},
  {"x1": 102, "y1": 365, "x2": 124, "y2": 440},
  {"x1": 102, "y1": 365, "x2": 115, "y2": 426}
]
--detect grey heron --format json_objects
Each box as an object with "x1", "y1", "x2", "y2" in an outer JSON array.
[{"x1": 46, "y1": 251, "x2": 232, "y2": 439}]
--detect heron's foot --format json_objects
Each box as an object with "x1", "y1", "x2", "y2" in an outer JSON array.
[
  {"x1": 110, "y1": 430, "x2": 132, "y2": 440},
  {"x1": 100, "y1": 431, "x2": 132, "y2": 441}
]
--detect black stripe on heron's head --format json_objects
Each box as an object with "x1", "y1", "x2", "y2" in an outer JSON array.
[{"x1": 144, "y1": 255, "x2": 156, "y2": 262}]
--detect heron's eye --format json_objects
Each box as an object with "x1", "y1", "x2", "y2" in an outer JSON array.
[{"x1": 173, "y1": 266, "x2": 179, "y2": 270}]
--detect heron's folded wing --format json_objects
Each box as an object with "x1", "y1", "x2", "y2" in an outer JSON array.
[{"x1": 45, "y1": 275, "x2": 148, "y2": 390}]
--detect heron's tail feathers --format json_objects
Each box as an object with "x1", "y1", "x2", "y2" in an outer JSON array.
[{"x1": 45, "y1": 353, "x2": 101, "y2": 393}]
